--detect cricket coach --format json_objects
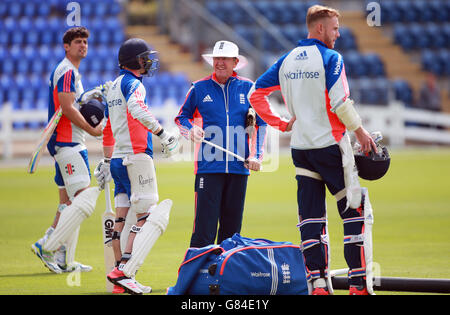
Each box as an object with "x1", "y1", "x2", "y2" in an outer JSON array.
[{"x1": 175, "y1": 40, "x2": 267, "y2": 248}]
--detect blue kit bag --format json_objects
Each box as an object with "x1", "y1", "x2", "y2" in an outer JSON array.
[{"x1": 167, "y1": 234, "x2": 308, "y2": 295}]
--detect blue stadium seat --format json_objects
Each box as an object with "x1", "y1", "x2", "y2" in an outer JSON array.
[
  {"x1": 1, "y1": 59, "x2": 15, "y2": 75},
  {"x1": 362, "y1": 53, "x2": 385, "y2": 77},
  {"x1": 235, "y1": 25, "x2": 257, "y2": 46},
  {"x1": 220, "y1": 1, "x2": 246, "y2": 25},
  {"x1": 37, "y1": 3, "x2": 51, "y2": 17},
  {"x1": 343, "y1": 51, "x2": 366, "y2": 78},
  {"x1": 392, "y1": 79, "x2": 413, "y2": 106},
  {"x1": 7, "y1": 2, "x2": 22, "y2": 19},
  {"x1": 110, "y1": 1, "x2": 122, "y2": 15},
  {"x1": 205, "y1": 1, "x2": 225, "y2": 23},
  {"x1": 393, "y1": 24, "x2": 414, "y2": 51},
  {"x1": 0, "y1": 2, "x2": 7, "y2": 17},
  {"x1": 413, "y1": 0, "x2": 433, "y2": 23},
  {"x1": 334, "y1": 27, "x2": 357, "y2": 52},
  {"x1": 436, "y1": 50, "x2": 450, "y2": 76},
  {"x1": 0, "y1": 30, "x2": 8, "y2": 46},
  {"x1": 359, "y1": 77, "x2": 388, "y2": 105},
  {"x1": 272, "y1": 1, "x2": 294, "y2": 25},
  {"x1": 444, "y1": 24, "x2": 450, "y2": 48},
  {"x1": 421, "y1": 50, "x2": 439, "y2": 75},
  {"x1": 254, "y1": 1, "x2": 278, "y2": 24}
]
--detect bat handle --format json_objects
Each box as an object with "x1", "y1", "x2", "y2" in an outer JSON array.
[{"x1": 104, "y1": 182, "x2": 113, "y2": 211}]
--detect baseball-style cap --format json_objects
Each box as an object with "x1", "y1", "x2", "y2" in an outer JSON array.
[{"x1": 201, "y1": 40, "x2": 248, "y2": 70}]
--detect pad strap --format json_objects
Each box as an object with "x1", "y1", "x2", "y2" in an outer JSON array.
[
  {"x1": 130, "y1": 225, "x2": 142, "y2": 234},
  {"x1": 297, "y1": 217, "x2": 327, "y2": 229},
  {"x1": 306, "y1": 269, "x2": 329, "y2": 281},
  {"x1": 115, "y1": 217, "x2": 126, "y2": 223},
  {"x1": 137, "y1": 214, "x2": 149, "y2": 222},
  {"x1": 121, "y1": 253, "x2": 132, "y2": 262},
  {"x1": 343, "y1": 234, "x2": 364, "y2": 244},
  {"x1": 295, "y1": 167, "x2": 322, "y2": 181},
  {"x1": 348, "y1": 267, "x2": 366, "y2": 278},
  {"x1": 112, "y1": 231, "x2": 121, "y2": 240},
  {"x1": 343, "y1": 216, "x2": 365, "y2": 224}
]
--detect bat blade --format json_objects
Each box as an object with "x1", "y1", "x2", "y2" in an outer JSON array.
[
  {"x1": 102, "y1": 182, "x2": 115, "y2": 292},
  {"x1": 27, "y1": 108, "x2": 63, "y2": 174}
]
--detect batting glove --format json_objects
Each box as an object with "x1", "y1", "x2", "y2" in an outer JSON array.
[
  {"x1": 77, "y1": 81, "x2": 113, "y2": 104},
  {"x1": 94, "y1": 158, "x2": 112, "y2": 190},
  {"x1": 159, "y1": 130, "x2": 180, "y2": 158}
]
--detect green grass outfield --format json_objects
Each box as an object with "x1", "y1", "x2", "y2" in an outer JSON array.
[{"x1": 0, "y1": 148, "x2": 449, "y2": 295}]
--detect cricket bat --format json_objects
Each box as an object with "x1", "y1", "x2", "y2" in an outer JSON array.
[
  {"x1": 102, "y1": 182, "x2": 116, "y2": 292},
  {"x1": 27, "y1": 108, "x2": 63, "y2": 174}
]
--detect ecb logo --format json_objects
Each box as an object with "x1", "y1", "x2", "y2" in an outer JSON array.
[{"x1": 66, "y1": 2, "x2": 81, "y2": 27}]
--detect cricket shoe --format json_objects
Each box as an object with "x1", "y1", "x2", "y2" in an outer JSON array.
[
  {"x1": 107, "y1": 267, "x2": 143, "y2": 295},
  {"x1": 312, "y1": 287, "x2": 330, "y2": 295},
  {"x1": 136, "y1": 280, "x2": 152, "y2": 294},
  {"x1": 311, "y1": 278, "x2": 330, "y2": 295},
  {"x1": 112, "y1": 285, "x2": 126, "y2": 294},
  {"x1": 31, "y1": 242, "x2": 62, "y2": 274},
  {"x1": 349, "y1": 285, "x2": 369, "y2": 295},
  {"x1": 112, "y1": 280, "x2": 152, "y2": 294},
  {"x1": 58, "y1": 262, "x2": 93, "y2": 273}
]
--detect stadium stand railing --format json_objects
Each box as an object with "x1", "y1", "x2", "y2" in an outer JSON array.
[{"x1": 2, "y1": 99, "x2": 450, "y2": 159}]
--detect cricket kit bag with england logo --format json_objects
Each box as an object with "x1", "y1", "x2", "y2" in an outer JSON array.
[{"x1": 167, "y1": 234, "x2": 308, "y2": 295}]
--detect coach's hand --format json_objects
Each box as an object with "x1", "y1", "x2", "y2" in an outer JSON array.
[
  {"x1": 189, "y1": 125, "x2": 205, "y2": 143},
  {"x1": 245, "y1": 158, "x2": 262, "y2": 172}
]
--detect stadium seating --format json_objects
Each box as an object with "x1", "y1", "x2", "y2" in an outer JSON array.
[
  {"x1": 365, "y1": 0, "x2": 450, "y2": 80},
  {"x1": 206, "y1": 0, "x2": 396, "y2": 106},
  {"x1": 0, "y1": 0, "x2": 192, "y2": 130}
]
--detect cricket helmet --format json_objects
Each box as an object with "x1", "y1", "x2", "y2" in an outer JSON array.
[
  {"x1": 80, "y1": 98, "x2": 105, "y2": 127},
  {"x1": 118, "y1": 38, "x2": 159, "y2": 76},
  {"x1": 354, "y1": 145, "x2": 391, "y2": 180}
]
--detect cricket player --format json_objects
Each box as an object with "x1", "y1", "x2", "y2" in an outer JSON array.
[
  {"x1": 248, "y1": 5, "x2": 377, "y2": 295},
  {"x1": 175, "y1": 40, "x2": 267, "y2": 248},
  {"x1": 31, "y1": 27, "x2": 105, "y2": 274},
  {"x1": 97, "y1": 38, "x2": 178, "y2": 294}
]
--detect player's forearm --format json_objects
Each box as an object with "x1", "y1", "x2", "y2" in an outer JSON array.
[
  {"x1": 59, "y1": 92, "x2": 97, "y2": 135},
  {"x1": 248, "y1": 86, "x2": 289, "y2": 132},
  {"x1": 127, "y1": 101, "x2": 161, "y2": 133},
  {"x1": 103, "y1": 146, "x2": 114, "y2": 159}
]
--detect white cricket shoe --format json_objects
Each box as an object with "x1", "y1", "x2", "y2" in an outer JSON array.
[
  {"x1": 31, "y1": 242, "x2": 62, "y2": 274},
  {"x1": 54, "y1": 245, "x2": 92, "y2": 273}
]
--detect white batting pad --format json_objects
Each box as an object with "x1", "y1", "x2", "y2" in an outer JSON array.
[
  {"x1": 123, "y1": 153, "x2": 159, "y2": 214},
  {"x1": 44, "y1": 187, "x2": 101, "y2": 251},
  {"x1": 122, "y1": 199, "x2": 172, "y2": 277},
  {"x1": 362, "y1": 187, "x2": 375, "y2": 295},
  {"x1": 54, "y1": 145, "x2": 91, "y2": 200}
]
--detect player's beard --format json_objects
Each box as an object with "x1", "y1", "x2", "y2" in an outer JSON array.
[{"x1": 323, "y1": 33, "x2": 336, "y2": 49}]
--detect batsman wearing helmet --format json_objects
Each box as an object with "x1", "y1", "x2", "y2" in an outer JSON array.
[
  {"x1": 31, "y1": 27, "x2": 106, "y2": 274},
  {"x1": 97, "y1": 38, "x2": 179, "y2": 294},
  {"x1": 249, "y1": 5, "x2": 387, "y2": 295}
]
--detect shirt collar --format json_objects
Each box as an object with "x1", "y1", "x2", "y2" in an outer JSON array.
[
  {"x1": 212, "y1": 71, "x2": 237, "y2": 84},
  {"x1": 298, "y1": 38, "x2": 328, "y2": 48},
  {"x1": 120, "y1": 69, "x2": 143, "y2": 82}
]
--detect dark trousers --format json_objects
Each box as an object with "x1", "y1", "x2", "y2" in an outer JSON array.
[
  {"x1": 292, "y1": 146, "x2": 365, "y2": 286},
  {"x1": 190, "y1": 173, "x2": 248, "y2": 248}
]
